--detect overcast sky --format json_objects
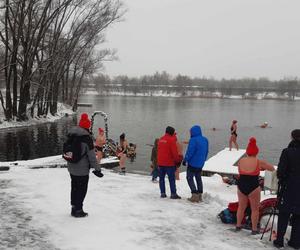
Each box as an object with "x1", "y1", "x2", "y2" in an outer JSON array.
[{"x1": 103, "y1": 0, "x2": 300, "y2": 80}]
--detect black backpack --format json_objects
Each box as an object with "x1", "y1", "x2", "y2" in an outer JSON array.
[{"x1": 63, "y1": 135, "x2": 88, "y2": 163}]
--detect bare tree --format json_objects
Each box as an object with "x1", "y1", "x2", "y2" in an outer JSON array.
[{"x1": 0, "y1": 0, "x2": 124, "y2": 121}]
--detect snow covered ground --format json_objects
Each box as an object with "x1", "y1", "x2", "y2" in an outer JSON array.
[
  {"x1": 0, "y1": 159, "x2": 278, "y2": 250},
  {"x1": 0, "y1": 103, "x2": 74, "y2": 130}
]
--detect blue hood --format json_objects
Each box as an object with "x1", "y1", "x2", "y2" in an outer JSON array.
[
  {"x1": 184, "y1": 124, "x2": 208, "y2": 168},
  {"x1": 190, "y1": 125, "x2": 202, "y2": 137}
]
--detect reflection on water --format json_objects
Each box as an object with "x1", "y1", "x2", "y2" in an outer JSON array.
[
  {"x1": 0, "y1": 96, "x2": 299, "y2": 174},
  {"x1": 0, "y1": 116, "x2": 76, "y2": 161}
]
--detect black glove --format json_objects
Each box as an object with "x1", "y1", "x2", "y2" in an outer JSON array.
[
  {"x1": 93, "y1": 170, "x2": 104, "y2": 178},
  {"x1": 182, "y1": 161, "x2": 186, "y2": 166}
]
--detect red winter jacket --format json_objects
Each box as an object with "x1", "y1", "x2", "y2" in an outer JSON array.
[{"x1": 157, "y1": 133, "x2": 183, "y2": 167}]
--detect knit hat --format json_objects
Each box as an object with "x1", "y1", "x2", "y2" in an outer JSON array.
[
  {"x1": 165, "y1": 126, "x2": 175, "y2": 136},
  {"x1": 79, "y1": 113, "x2": 91, "y2": 129},
  {"x1": 246, "y1": 137, "x2": 259, "y2": 156},
  {"x1": 98, "y1": 128, "x2": 104, "y2": 134}
]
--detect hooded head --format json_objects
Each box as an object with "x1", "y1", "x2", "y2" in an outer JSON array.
[
  {"x1": 246, "y1": 137, "x2": 259, "y2": 156},
  {"x1": 190, "y1": 125, "x2": 202, "y2": 137},
  {"x1": 165, "y1": 126, "x2": 175, "y2": 136},
  {"x1": 79, "y1": 113, "x2": 91, "y2": 130}
]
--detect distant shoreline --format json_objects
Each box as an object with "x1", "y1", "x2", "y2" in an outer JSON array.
[{"x1": 83, "y1": 90, "x2": 300, "y2": 101}]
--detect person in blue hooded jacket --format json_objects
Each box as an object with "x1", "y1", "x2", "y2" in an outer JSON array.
[{"x1": 183, "y1": 125, "x2": 209, "y2": 202}]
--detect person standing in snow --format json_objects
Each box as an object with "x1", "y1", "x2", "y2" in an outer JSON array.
[
  {"x1": 157, "y1": 126, "x2": 183, "y2": 199},
  {"x1": 182, "y1": 125, "x2": 209, "y2": 203},
  {"x1": 67, "y1": 113, "x2": 102, "y2": 218},
  {"x1": 235, "y1": 137, "x2": 274, "y2": 234},
  {"x1": 273, "y1": 129, "x2": 300, "y2": 249}
]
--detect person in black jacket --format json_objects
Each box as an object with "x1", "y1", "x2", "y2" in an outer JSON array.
[{"x1": 274, "y1": 129, "x2": 300, "y2": 249}]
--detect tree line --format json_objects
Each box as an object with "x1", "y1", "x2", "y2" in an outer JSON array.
[
  {"x1": 0, "y1": 0, "x2": 123, "y2": 121},
  {"x1": 93, "y1": 71, "x2": 300, "y2": 99}
]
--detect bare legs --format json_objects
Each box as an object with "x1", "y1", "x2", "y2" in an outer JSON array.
[
  {"x1": 118, "y1": 152, "x2": 126, "y2": 174},
  {"x1": 96, "y1": 151, "x2": 103, "y2": 164},
  {"x1": 236, "y1": 187, "x2": 261, "y2": 231},
  {"x1": 236, "y1": 189, "x2": 249, "y2": 228},
  {"x1": 248, "y1": 188, "x2": 261, "y2": 231},
  {"x1": 229, "y1": 135, "x2": 239, "y2": 151}
]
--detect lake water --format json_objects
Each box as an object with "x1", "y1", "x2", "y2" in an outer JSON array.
[{"x1": 0, "y1": 96, "x2": 299, "y2": 174}]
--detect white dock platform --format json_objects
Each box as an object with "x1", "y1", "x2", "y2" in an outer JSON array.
[
  {"x1": 203, "y1": 148, "x2": 245, "y2": 175},
  {"x1": 77, "y1": 103, "x2": 93, "y2": 107},
  {"x1": 0, "y1": 155, "x2": 119, "y2": 169},
  {"x1": 203, "y1": 147, "x2": 271, "y2": 177}
]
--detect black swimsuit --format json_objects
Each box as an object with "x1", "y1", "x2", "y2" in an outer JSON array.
[
  {"x1": 237, "y1": 175, "x2": 259, "y2": 196},
  {"x1": 237, "y1": 160, "x2": 260, "y2": 196},
  {"x1": 231, "y1": 126, "x2": 237, "y2": 137}
]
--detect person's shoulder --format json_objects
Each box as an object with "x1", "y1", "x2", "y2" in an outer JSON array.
[
  {"x1": 81, "y1": 134, "x2": 94, "y2": 148},
  {"x1": 238, "y1": 157, "x2": 247, "y2": 164},
  {"x1": 198, "y1": 136, "x2": 208, "y2": 143},
  {"x1": 280, "y1": 147, "x2": 289, "y2": 155},
  {"x1": 202, "y1": 136, "x2": 208, "y2": 142}
]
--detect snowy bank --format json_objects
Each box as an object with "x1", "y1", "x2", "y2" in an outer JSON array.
[
  {"x1": 0, "y1": 103, "x2": 74, "y2": 130},
  {"x1": 0, "y1": 160, "x2": 277, "y2": 250}
]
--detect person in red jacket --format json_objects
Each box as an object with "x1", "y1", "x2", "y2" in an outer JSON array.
[{"x1": 157, "y1": 126, "x2": 183, "y2": 199}]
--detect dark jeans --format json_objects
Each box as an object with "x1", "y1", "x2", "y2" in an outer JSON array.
[
  {"x1": 186, "y1": 165, "x2": 203, "y2": 194},
  {"x1": 159, "y1": 166, "x2": 176, "y2": 195},
  {"x1": 277, "y1": 212, "x2": 300, "y2": 246},
  {"x1": 152, "y1": 167, "x2": 159, "y2": 180},
  {"x1": 70, "y1": 174, "x2": 89, "y2": 211}
]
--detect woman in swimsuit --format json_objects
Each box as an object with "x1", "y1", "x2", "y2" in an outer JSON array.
[
  {"x1": 95, "y1": 128, "x2": 106, "y2": 163},
  {"x1": 229, "y1": 120, "x2": 239, "y2": 151},
  {"x1": 235, "y1": 137, "x2": 275, "y2": 234},
  {"x1": 117, "y1": 133, "x2": 128, "y2": 175}
]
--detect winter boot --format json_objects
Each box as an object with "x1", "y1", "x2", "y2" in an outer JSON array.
[
  {"x1": 273, "y1": 239, "x2": 284, "y2": 248},
  {"x1": 160, "y1": 193, "x2": 167, "y2": 198},
  {"x1": 198, "y1": 193, "x2": 203, "y2": 202},
  {"x1": 71, "y1": 206, "x2": 76, "y2": 217},
  {"x1": 188, "y1": 193, "x2": 200, "y2": 203},
  {"x1": 72, "y1": 209, "x2": 88, "y2": 218},
  {"x1": 170, "y1": 194, "x2": 181, "y2": 199}
]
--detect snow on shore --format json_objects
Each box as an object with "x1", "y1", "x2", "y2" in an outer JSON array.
[
  {"x1": 91, "y1": 90, "x2": 300, "y2": 101},
  {"x1": 0, "y1": 161, "x2": 276, "y2": 250},
  {"x1": 0, "y1": 103, "x2": 74, "y2": 130}
]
